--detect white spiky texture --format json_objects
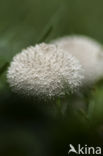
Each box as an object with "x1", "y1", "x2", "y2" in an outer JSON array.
[
  {"x1": 7, "y1": 43, "x2": 83, "y2": 99},
  {"x1": 52, "y1": 35, "x2": 103, "y2": 85}
]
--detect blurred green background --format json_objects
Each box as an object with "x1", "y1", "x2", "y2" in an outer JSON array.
[{"x1": 1, "y1": 0, "x2": 103, "y2": 155}]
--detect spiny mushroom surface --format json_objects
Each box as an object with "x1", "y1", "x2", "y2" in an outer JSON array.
[
  {"x1": 7, "y1": 43, "x2": 83, "y2": 99},
  {"x1": 52, "y1": 36, "x2": 103, "y2": 85}
]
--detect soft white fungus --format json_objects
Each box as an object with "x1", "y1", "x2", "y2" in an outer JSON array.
[
  {"x1": 7, "y1": 43, "x2": 83, "y2": 98},
  {"x1": 52, "y1": 35, "x2": 103, "y2": 85}
]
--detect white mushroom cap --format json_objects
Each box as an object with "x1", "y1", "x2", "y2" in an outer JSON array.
[
  {"x1": 52, "y1": 35, "x2": 103, "y2": 85},
  {"x1": 7, "y1": 43, "x2": 83, "y2": 99}
]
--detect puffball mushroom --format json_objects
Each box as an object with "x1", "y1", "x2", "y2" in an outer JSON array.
[
  {"x1": 7, "y1": 43, "x2": 83, "y2": 99},
  {"x1": 52, "y1": 36, "x2": 103, "y2": 85}
]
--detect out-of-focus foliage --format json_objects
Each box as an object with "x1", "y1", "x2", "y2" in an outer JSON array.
[{"x1": 0, "y1": 0, "x2": 103, "y2": 155}]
